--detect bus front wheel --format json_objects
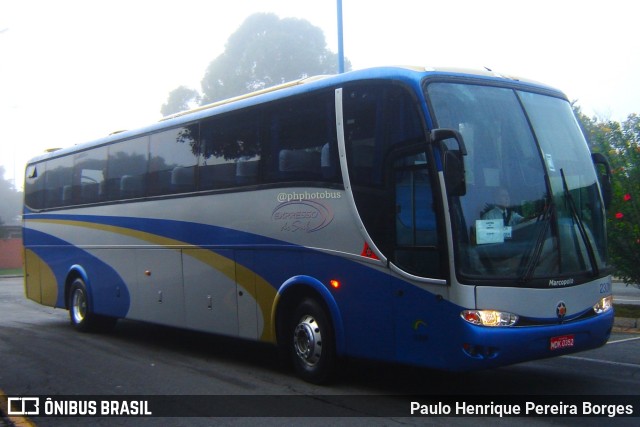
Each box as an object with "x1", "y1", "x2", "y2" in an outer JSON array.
[{"x1": 289, "y1": 298, "x2": 336, "y2": 384}]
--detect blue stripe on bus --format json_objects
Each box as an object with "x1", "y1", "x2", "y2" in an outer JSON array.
[
  {"x1": 24, "y1": 228, "x2": 131, "y2": 317},
  {"x1": 24, "y1": 213, "x2": 611, "y2": 369}
]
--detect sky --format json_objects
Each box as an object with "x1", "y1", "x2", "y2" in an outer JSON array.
[{"x1": 1, "y1": 0, "x2": 638, "y2": 190}]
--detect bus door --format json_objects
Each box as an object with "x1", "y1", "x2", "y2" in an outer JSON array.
[
  {"x1": 391, "y1": 150, "x2": 443, "y2": 279},
  {"x1": 389, "y1": 148, "x2": 450, "y2": 363}
]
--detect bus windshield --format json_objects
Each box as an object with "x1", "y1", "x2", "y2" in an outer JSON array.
[{"x1": 426, "y1": 82, "x2": 608, "y2": 286}]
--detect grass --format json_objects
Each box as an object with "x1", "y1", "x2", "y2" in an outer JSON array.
[
  {"x1": 614, "y1": 304, "x2": 640, "y2": 319},
  {"x1": 0, "y1": 268, "x2": 23, "y2": 276}
]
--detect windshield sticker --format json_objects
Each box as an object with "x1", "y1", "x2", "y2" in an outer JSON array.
[{"x1": 475, "y1": 219, "x2": 505, "y2": 244}]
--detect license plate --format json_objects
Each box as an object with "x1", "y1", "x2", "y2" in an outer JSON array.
[{"x1": 550, "y1": 334, "x2": 575, "y2": 350}]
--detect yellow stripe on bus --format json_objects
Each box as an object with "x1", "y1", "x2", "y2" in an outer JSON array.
[{"x1": 26, "y1": 218, "x2": 277, "y2": 342}]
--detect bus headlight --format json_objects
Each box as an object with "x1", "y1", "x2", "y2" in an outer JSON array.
[
  {"x1": 593, "y1": 295, "x2": 613, "y2": 314},
  {"x1": 461, "y1": 310, "x2": 518, "y2": 327}
]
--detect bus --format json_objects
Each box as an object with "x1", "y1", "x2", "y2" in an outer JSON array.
[{"x1": 23, "y1": 66, "x2": 614, "y2": 383}]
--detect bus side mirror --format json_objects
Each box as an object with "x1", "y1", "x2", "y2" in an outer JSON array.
[
  {"x1": 430, "y1": 129, "x2": 467, "y2": 197},
  {"x1": 591, "y1": 152, "x2": 612, "y2": 209}
]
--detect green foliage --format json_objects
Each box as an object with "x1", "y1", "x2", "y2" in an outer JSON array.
[
  {"x1": 614, "y1": 304, "x2": 640, "y2": 318},
  {"x1": 0, "y1": 268, "x2": 23, "y2": 276},
  {"x1": 576, "y1": 107, "x2": 640, "y2": 285},
  {"x1": 162, "y1": 12, "x2": 350, "y2": 112},
  {"x1": 0, "y1": 166, "x2": 23, "y2": 228},
  {"x1": 161, "y1": 86, "x2": 201, "y2": 117},
  {"x1": 201, "y1": 13, "x2": 350, "y2": 104}
]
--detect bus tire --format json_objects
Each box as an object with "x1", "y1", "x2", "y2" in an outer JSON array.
[
  {"x1": 289, "y1": 298, "x2": 336, "y2": 384},
  {"x1": 68, "y1": 278, "x2": 116, "y2": 333}
]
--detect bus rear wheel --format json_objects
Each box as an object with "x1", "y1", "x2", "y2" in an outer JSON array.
[
  {"x1": 68, "y1": 278, "x2": 116, "y2": 333},
  {"x1": 289, "y1": 298, "x2": 336, "y2": 384}
]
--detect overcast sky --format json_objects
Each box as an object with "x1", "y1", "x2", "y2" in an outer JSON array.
[{"x1": 1, "y1": 0, "x2": 638, "y2": 189}]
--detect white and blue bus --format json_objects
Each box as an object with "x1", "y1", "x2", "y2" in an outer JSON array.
[{"x1": 23, "y1": 66, "x2": 614, "y2": 383}]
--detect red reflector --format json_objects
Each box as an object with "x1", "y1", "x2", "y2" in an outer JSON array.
[
  {"x1": 464, "y1": 312, "x2": 480, "y2": 323},
  {"x1": 330, "y1": 279, "x2": 340, "y2": 289},
  {"x1": 360, "y1": 242, "x2": 380, "y2": 260}
]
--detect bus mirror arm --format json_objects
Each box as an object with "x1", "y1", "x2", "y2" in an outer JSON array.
[
  {"x1": 430, "y1": 128, "x2": 467, "y2": 197},
  {"x1": 430, "y1": 128, "x2": 467, "y2": 155},
  {"x1": 591, "y1": 152, "x2": 612, "y2": 209}
]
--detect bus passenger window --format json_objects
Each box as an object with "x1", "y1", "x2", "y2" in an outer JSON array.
[
  {"x1": 267, "y1": 91, "x2": 336, "y2": 183},
  {"x1": 149, "y1": 125, "x2": 198, "y2": 195},
  {"x1": 278, "y1": 148, "x2": 321, "y2": 179},
  {"x1": 199, "y1": 110, "x2": 262, "y2": 190},
  {"x1": 235, "y1": 157, "x2": 259, "y2": 184},
  {"x1": 44, "y1": 156, "x2": 73, "y2": 208},
  {"x1": 74, "y1": 146, "x2": 107, "y2": 204},
  {"x1": 25, "y1": 164, "x2": 46, "y2": 210},
  {"x1": 120, "y1": 175, "x2": 144, "y2": 199},
  {"x1": 106, "y1": 136, "x2": 148, "y2": 200}
]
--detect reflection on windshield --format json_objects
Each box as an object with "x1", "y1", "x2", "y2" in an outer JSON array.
[{"x1": 426, "y1": 83, "x2": 607, "y2": 286}]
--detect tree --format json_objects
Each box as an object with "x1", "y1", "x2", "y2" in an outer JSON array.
[
  {"x1": 201, "y1": 13, "x2": 349, "y2": 104},
  {"x1": 158, "y1": 13, "x2": 350, "y2": 113},
  {"x1": 0, "y1": 166, "x2": 22, "y2": 228},
  {"x1": 576, "y1": 107, "x2": 640, "y2": 286},
  {"x1": 161, "y1": 86, "x2": 201, "y2": 117}
]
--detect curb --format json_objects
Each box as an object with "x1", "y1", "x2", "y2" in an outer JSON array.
[{"x1": 613, "y1": 317, "x2": 640, "y2": 333}]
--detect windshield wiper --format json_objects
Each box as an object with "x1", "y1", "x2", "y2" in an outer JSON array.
[
  {"x1": 560, "y1": 168, "x2": 600, "y2": 276},
  {"x1": 519, "y1": 197, "x2": 553, "y2": 283}
]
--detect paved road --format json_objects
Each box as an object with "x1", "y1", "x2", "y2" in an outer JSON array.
[{"x1": 1, "y1": 277, "x2": 639, "y2": 426}]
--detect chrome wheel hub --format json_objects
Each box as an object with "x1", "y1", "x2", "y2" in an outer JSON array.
[
  {"x1": 293, "y1": 315, "x2": 322, "y2": 367},
  {"x1": 71, "y1": 289, "x2": 87, "y2": 324}
]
